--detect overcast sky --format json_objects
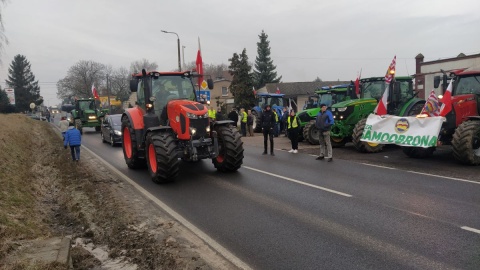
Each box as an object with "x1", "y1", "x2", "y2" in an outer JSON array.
[{"x1": 1, "y1": 0, "x2": 479, "y2": 106}]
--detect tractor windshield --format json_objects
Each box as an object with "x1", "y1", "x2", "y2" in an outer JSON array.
[
  {"x1": 361, "y1": 81, "x2": 385, "y2": 100},
  {"x1": 78, "y1": 100, "x2": 95, "y2": 111},
  {"x1": 319, "y1": 94, "x2": 333, "y2": 107},
  {"x1": 455, "y1": 75, "x2": 480, "y2": 95},
  {"x1": 151, "y1": 75, "x2": 195, "y2": 110},
  {"x1": 257, "y1": 96, "x2": 284, "y2": 108}
]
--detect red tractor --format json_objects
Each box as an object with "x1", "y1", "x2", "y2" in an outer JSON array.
[
  {"x1": 402, "y1": 67, "x2": 480, "y2": 164},
  {"x1": 122, "y1": 70, "x2": 244, "y2": 183}
]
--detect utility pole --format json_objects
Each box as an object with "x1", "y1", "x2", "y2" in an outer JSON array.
[
  {"x1": 182, "y1": 45, "x2": 186, "y2": 70},
  {"x1": 106, "y1": 74, "x2": 111, "y2": 113}
]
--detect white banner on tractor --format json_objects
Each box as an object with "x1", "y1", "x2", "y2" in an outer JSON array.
[{"x1": 360, "y1": 114, "x2": 444, "y2": 148}]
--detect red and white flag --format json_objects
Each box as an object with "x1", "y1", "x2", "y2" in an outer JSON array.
[
  {"x1": 420, "y1": 90, "x2": 440, "y2": 117},
  {"x1": 354, "y1": 69, "x2": 362, "y2": 97},
  {"x1": 195, "y1": 37, "x2": 203, "y2": 87},
  {"x1": 440, "y1": 79, "x2": 453, "y2": 117},
  {"x1": 374, "y1": 56, "x2": 396, "y2": 116},
  {"x1": 276, "y1": 86, "x2": 280, "y2": 94},
  {"x1": 92, "y1": 83, "x2": 100, "y2": 99}
]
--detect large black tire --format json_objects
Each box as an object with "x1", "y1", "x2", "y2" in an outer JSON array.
[
  {"x1": 146, "y1": 132, "x2": 179, "y2": 183},
  {"x1": 75, "y1": 119, "x2": 83, "y2": 135},
  {"x1": 213, "y1": 125, "x2": 244, "y2": 172},
  {"x1": 303, "y1": 121, "x2": 320, "y2": 145},
  {"x1": 331, "y1": 136, "x2": 348, "y2": 148},
  {"x1": 404, "y1": 102, "x2": 425, "y2": 116},
  {"x1": 352, "y1": 118, "x2": 384, "y2": 153},
  {"x1": 452, "y1": 121, "x2": 480, "y2": 165},
  {"x1": 121, "y1": 116, "x2": 145, "y2": 169},
  {"x1": 402, "y1": 147, "x2": 435, "y2": 158},
  {"x1": 252, "y1": 111, "x2": 262, "y2": 132}
]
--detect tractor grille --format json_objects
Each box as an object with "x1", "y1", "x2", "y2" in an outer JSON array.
[{"x1": 190, "y1": 118, "x2": 209, "y2": 138}]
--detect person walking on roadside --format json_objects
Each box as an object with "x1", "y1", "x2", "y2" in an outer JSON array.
[
  {"x1": 58, "y1": 116, "x2": 70, "y2": 140},
  {"x1": 45, "y1": 110, "x2": 51, "y2": 122},
  {"x1": 240, "y1": 108, "x2": 248, "y2": 137},
  {"x1": 64, "y1": 122, "x2": 82, "y2": 162},
  {"x1": 247, "y1": 109, "x2": 254, "y2": 137},
  {"x1": 260, "y1": 104, "x2": 276, "y2": 156},
  {"x1": 215, "y1": 107, "x2": 224, "y2": 121},
  {"x1": 287, "y1": 109, "x2": 300, "y2": 153},
  {"x1": 315, "y1": 104, "x2": 334, "y2": 162},
  {"x1": 228, "y1": 108, "x2": 239, "y2": 127}
]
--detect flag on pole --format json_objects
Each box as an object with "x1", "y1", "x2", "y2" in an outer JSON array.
[
  {"x1": 196, "y1": 37, "x2": 203, "y2": 87},
  {"x1": 252, "y1": 86, "x2": 256, "y2": 95},
  {"x1": 92, "y1": 84, "x2": 100, "y2": 99},
  {"x1": 374, "y1": 56, "x2": 396, "y2": 116},
  {"x1": 276, "y1": 86, "x2": 280, "y2": 94},
  {"x1": 440, "y1": 79, "x2": 453, "y2": 117},
  {"x1": 354, "y1": 69, "x2": 362, "y2": 97},
  {"x1": 420, "y1": 90, "x2": 440, "y2": 117}
]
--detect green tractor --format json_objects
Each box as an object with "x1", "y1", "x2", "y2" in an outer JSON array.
[
  {"x1": 330, "y1": 76, "x2": 425, "y2": 151},
  {"x1": 70, "y1": 98, "x2": 109, "y2": 134},
  {"x1": 298, "y1": 84, "x2": 357, "y2": 144}
]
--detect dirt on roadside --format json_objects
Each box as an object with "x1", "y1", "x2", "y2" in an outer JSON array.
[{"x1": 0, "y1": 114, "x2": 238, "y2": 270}]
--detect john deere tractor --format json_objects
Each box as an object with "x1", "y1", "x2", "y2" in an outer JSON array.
[
  {"x1": 330, "y1": 76, "x2": 425, "y2": 151},
  {"x1": 299, "y1": 84, "x2": 357, "y2": 144},
  {"x1": 122, "y1": 70, "x2": 244, "y2": 183},
  {"x1": 70, "y1": 98, "x2": 108, "y2": 134}
]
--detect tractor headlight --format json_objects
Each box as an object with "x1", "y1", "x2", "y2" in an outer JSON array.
[
  {"x1": 206, "y1": 125, "x2": 211, "y2": 133},
  {"x1": 331, "y1": 108, "x2": 336, "y2": 112},
  {"x1": 186, "y1": 112, "x2": 198, "y2": 119},
  {"x1": 340, "y1": 115, "x2": 344, "y2": 119},
  {"x1": 190, "y1": 127, "x2": 197, "y2": 135},
  {"x1": 337, "y1": 107, "x2": 347, "y2": 112},
  {"x1": 333, "y1": 115, "x2": 336, "y2": 119},
  {"x1": 114, "y1": 130, "x2": 122, "y2": 136},
  {"x1": 88, "y1": 115, "x2": 97, "y2": 120}
]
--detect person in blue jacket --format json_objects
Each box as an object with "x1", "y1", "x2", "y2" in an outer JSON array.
[
  {"x1": 64, "y1": 122, "x2": 82, "y2": 161},
  {"x1": 315, "y1": 104, "x2": 334, "y2": 162}
]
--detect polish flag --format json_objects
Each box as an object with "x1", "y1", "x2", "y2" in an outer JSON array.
[
  {"x1": 420, "y1": 90, "x2": 440, "y2": 117},
  {"x1": 276, "y1": 87, "x2": 280, "y2": 94},
  {"x1": 440, "y1": 79, "x2": 453, "y2": 117},
  {"x1": 92, "y1": 84, "x2": 100, "y2": 99},
  {"x1": 252, "y1": 86, "x2": 256, "y2": 95},
  {"x1": 354, "y1": 69, "x2": 362, "y2": 97},
  {"x1": 196, "y1": 37, "x2": 203, "y2": 88},
  {"x1": 374, "y1": 56, "x2": 396, "y2": 116}
]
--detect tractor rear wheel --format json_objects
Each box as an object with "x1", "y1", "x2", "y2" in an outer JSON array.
[
  {"x1": 402, "y1": 147, "x2": 435, "y2": 158},
  {"x1": 146, "y1": 132, "x2": 179, "y2": 183},
  {"x1": 252, "y1": 111, "x2": 262, "y2": 132},
  {"x1": 352, "y1": 118, "x2": 383, "y2": 153},
  {"x1": 75, "y1": 119, "x2": 83, "y2": 135},
  {"x1": 303, "y1": 121, "x2": 320, "y2": 145},
  {"x1": 452, "y1": 121, "x2": 480, "y2": 165},
  {"x1": 213, "y1": 125, "x2": 244, "y2": 172},
  {"x1": 121, "y1": 116, "x2": 145, "y2": 169}
]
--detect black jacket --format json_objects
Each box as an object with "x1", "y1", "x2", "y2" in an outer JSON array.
[
  {"x1": 228, "y1": 111, "x2": 238, "y2": 125},
  {"x1": 260, "y1": 110, "x2": 276, "y2": 129}
]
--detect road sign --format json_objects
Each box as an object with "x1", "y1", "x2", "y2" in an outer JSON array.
[
  {"x1": 5, "y1": 88, "x2": 15, "y2": 105},
  {"x1": 196, "y1": 90, "x2": 210, "y2": 103}
]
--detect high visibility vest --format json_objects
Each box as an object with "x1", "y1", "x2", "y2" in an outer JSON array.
[
  {"x1": 287, "y1": 116, "x2": 299, "y2": 129},
  {"x1": 241, "y1": 111, "x2": 248, "y2": 123},
  {"x1": 208, "y1": 109, "x2": 216, "y2": 119},
  {"x1": 273, "y1": 111, "x2": 279, "y2": 122}
]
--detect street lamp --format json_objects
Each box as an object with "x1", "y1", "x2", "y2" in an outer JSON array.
[
  {"x1": 182, "y1": 45, "x2": 186, "y2": 70},
  {"x1": 161, "y1": 30, "x2": 181, "y2": 72}
]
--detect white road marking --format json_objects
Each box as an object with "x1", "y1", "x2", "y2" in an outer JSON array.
[
  {"x1": 82, "y1": 146, "x2": 252, "y2": 270},
  {"x1": 461, "y1": 226, "x2": 480, "y2": 235},
  {"x1": 243, "y1": 166, "x2": 353, "y2": 198}
]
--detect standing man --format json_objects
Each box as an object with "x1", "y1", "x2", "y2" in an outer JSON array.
[
  {"x1": 247, "y1": 110, "x2": 254, "y2": 137},
  {"x1": 260, "y1": 104, "x2": 276, "y2": 156},
  {"x1": 45, "y1": 110, "x2": 51, "y2": 122},
  {"x1": 215, "y1": 107, "x2": 224, "y2": 121},
  {"x1": 281, "y1": 107, "x2": 288, "y2": 136},
  {"x1": 64, "y1": 122, "x2": 82, "y2": 162},
  {"x1": 58, "y1": 116, "x2": 70, "y2": 140},
  {"x1": 208, "y1": 105, "x2": 216, "y2": 121},
  {"x1": 287, "y1": 109, "x2": 300, "y2": 153},
  {"x1": 228, "y1": 108, "x2": 239, "y2": 127},
  {"x1": 315, "y1": 104, "x2": 334, "y2": 162},
  {"x1": 240, "y1": 108, "x2": 247, "y2": 137}
]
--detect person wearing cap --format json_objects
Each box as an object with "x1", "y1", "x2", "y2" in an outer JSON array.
[
  {"x1": 260, "y1": 104, "x2": 276, "y2": 155},
  {"x1": 315, "y1": 103, "x2": 334, "y2": 162}
]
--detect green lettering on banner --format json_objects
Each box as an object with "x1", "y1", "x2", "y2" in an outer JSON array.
[
  {"x1": 428, "y1": 136, "x2": 437, "y2": 147},
  {"x1": 389, "y1": 134, "x2": 398, "y2": 143},
  {"x1": 381, "y1": 133, "x2": 390, "y2": 142},
  {"x1": 372, "y1": 131, "x2": 382, "y2": 141},
  {"x1": 405, "y1": 136, "x2": 413, "y2": 145},
  {"x1": 397, "y1": 135, "x2": 406, "y2": 144},
  {"x1": 412, "y1": 136, "x2": 421, "y2": 146},
  {"x1": 364, "y1": 124, "x2": 372, "y2": 131},
  {"x1": 363, "y1": 130, "x2": 371, "y2": 140},
  {"x1": 420, "y1": 136, "x2": 429, "y2": 147}
]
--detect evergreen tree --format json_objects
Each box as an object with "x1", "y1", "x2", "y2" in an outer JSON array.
[
  {"x1": 228, "y1": 49, "x2": 254, "y2": 110},
  {"x1": 5, "y1": 55, "x2": 40, "y2": 112},
  {"x1": 253, "y1": 30, "x2": 282, "y2": 89}
]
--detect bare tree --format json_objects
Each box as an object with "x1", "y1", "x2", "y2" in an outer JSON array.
[
  {"x1": 185, "y1": 61, "x2": 228, "y2": 80},
  {"x1": 56, "y1": 60, "x2": 107, "y2": 100},
  {"x1": 130, "y1": 59, "x2": 158, "y2": 74},
  {"x1": 109, "y1": 66, "x2": 131, "y2": 102}
]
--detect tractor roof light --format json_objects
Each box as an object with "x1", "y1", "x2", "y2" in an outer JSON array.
[{"x1": 146, "y1": 103, "x2": 153, "y2": 109}]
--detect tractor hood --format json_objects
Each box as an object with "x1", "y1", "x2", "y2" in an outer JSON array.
[
  {"x1": 167, "y1": 100, "x2": 208, "y2": 119},
  {"x1": 332, "y1": 98, "x2": 377, "y2": 108}
]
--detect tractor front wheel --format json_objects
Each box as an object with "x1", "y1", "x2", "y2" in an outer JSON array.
[
  {"x1": 330, "y1": 136, "x2": 348, "y2": 148},
  {"x1": 121, "y1": 116, "x2": 145, "y2": 169},
  {"x1": 303, "y1": 121, "x2": 320, "y2": 145},
  {"x1": 213, "y1": 125, "x2": 244, "y2": 172},
  {"x1": 352, "y1": 118, "x2": 383, "y2": 153},
  {"x1": 452, "y1": 121, "x2": 480, "y2": 165},
  {"x1": 146, "y1": 132, "x2": 179, "y2": 183}
]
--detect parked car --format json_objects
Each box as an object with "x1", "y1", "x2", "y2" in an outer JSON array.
[{"x1": 101, "y1": 114, "x2": 122, "y2": 146}]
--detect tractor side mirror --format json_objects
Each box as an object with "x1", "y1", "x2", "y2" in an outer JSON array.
[
  {"x1": 130, "y1": 79, "x2": 138, "y2": 92},
  {"x1": 433, "y1": 76, "x2": 441, "y2": 89},
  {"x1": 207, "y1": 78, "x2": 214, "y2": 90}
]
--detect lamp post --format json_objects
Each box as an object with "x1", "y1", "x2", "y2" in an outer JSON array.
[
  {"x1": 182, "y1": 45, "x2": 186, "y2": 70},
  {"x1": 161, "y1": 30, "x2": 181, "y2": 72}
]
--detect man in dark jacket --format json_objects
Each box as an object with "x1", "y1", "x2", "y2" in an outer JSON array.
[
  {"x1": 64, "y1": 122, "x2": 82, "y2": 161},
  {"x1": 315, "y1": 104, "x2": 334, "y2": 162},
  {"x1": 215, "y1": 107, "x2": 224, "y2": 121},
  {"x1": 228, "y1": 108, "x2": 239, "y2": 127},
  {"x1": 260, "y1": 104, "x2": 276, "y2": 156}
]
